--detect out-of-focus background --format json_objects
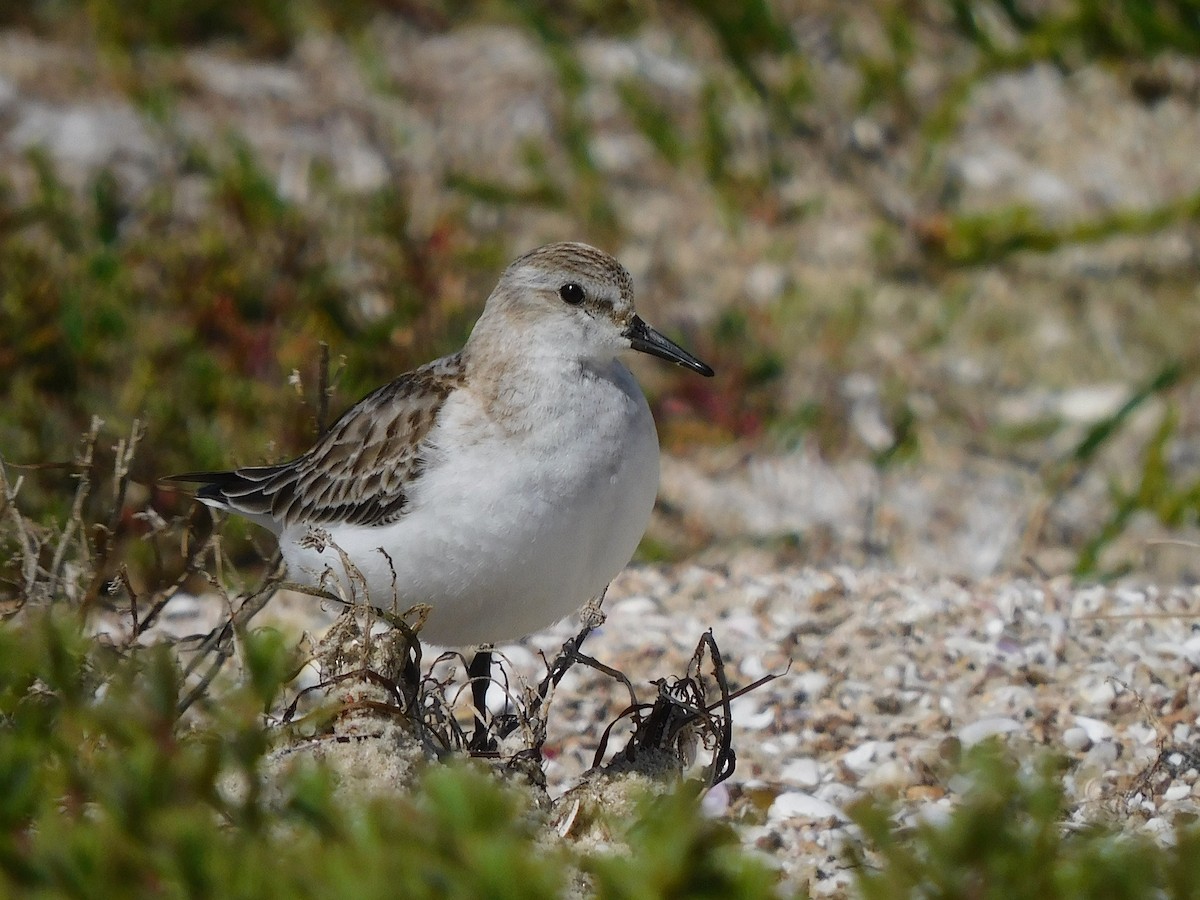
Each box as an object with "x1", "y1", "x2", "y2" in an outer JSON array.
[
  {"x1": 2, "y1": 0, "x2": 1200, "y2": 588},
  {"x1": 8, "y1": 6, "x2": 1200, "y2": 892}
]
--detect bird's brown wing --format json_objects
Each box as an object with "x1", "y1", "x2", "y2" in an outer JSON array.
[{"x1": 169, "y1": 353, "x2": 465, "y2": 528}]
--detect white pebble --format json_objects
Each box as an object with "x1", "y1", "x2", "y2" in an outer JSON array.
[
  {"x1": 163, "y1": 593, "x2": 202, "y2": 618},
  {"x1": 731, "y1": 695, "x2": 775, "y2": 730},
  {"x1": 1129, "y1": 724, "x2": 1158, "y2": 746},
  {"x1": 1181, "y1": 635, "x2": 1200, "y2": 668},
  {"x1": 1142, "y1": 817, "x2": 1171, "y2": 837},
  {"x1": 859, "y1": 759, "x2": 911, "y2": 789},
  {"x1": 1082, "y1": 681, "x2": 1117, "y2": 706},
  {"x1": 768, "y1": 791, "x2": 847, "y2": 823},
  {"x1": 796, "y1": 671, "x2": 830, "y2": 698},
  {"x1": 701, "y1": 782, "x2": 730, "y2": 816},
  {"x1": 815, "y1": 781, "x2": 858, "y2": 807},
  {"x1": 913, "y1": 798, "x2": 954, "y2": 828},
  {"x1": 609, "y1": 595, "x2": 660, "y2": 617},
  {"x1": 1074, "y1": 716, "x2": 1114, "y2": 743},
  {"x1": 1086, "y1": 740, "x2": 1120, "y2": 768},
  {"x1": 959, "y1": 717, "x2": 1022, "y2": 746},
  {"x1": 1164, "y1": 782, "x2": 1191, "y2": 802},
  {"x1": 1062, "y1": 727, "x2": 1092, "y2": 752},
  {"x1": 739, "y1": 655, "x2": 768, "y2": 680},
  {"x1": 842, "y1": 741, "x2": 878, "y2": 774},
  {"x1": 781, "y1": 758, "x2": 821, "y2": 787}
]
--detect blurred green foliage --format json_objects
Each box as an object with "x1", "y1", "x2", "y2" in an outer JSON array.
[
  {"x1": 585, "y1": 787, "x2": 780, "y2": 898},
  {"x1": 0, "y1": 0, "x2": 387, "y2": 53},
  {"x1": 948, "y1": 0, "x2": 1200, "y2": 64},
  {"x1": 927, "y1": 193, "x2": 1200, "y2": 267},
  {"x1": 1070, "y1": 369, "x2": 1200, "y2": 577},
  {"x1": 850, "y1": 742, "x2": 1200, "y2": 900},
  {"x1": 7, "y1": 606, "x2": 1200, "y2": 898},
  {"x1": 0, "y1": 143, "x2": 480, "y2": 523},
  {"x1": 0, "y1": 610, "x2": 778, "y2": 898}
]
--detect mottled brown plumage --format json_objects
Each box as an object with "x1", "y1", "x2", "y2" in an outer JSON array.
[{"x1": 175, "y1": 352, "x2": 465, "y2": 528}]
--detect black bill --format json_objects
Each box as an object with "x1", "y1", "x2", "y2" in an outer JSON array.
[{"x1": 623, "y1": 315, "x2": 714, "y2": 377}]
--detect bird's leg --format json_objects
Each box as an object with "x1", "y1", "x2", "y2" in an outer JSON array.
[
  {"x1": 577, "y1": 588, "x2": 608, "y2": 653},
  {"x1": 468, "y1": 645, "x2": 495, "y2": 752}
]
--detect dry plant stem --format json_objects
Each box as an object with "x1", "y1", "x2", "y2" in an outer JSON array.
[
  {"x1": 570, "y1": 650, "x2": 639, "y2": 708},
  {"x1": 277, "y1": 578, "x2": 433, "y2": 636},
  {"x1": 1117, "y1": 676, "x2": 1200, "y2": 805},
  {"x1": 276, "y1": 581, "x2": 345, "y2": 605},
  {"x1": 591, "y1": 631, "x2": 739, "y2": 786},
  {"x1": 501, "y1": 590, "x2": 612, "y2": 731},
  {"x1": 0, "y1": 459, "x2": 39, "y2": 604},
  {"x1": 689, "y1": 631, "x2": 736, "y2": 784},
  {"x1": 81, "y1": 420, "x2": 146, "y2": 613},
  {"x1": 317, "y1": 341, "x2": 331, "y2": 435},
  {"x1": 494, "y1": 664, "x2": 546, "y2": 754},
  {"x1": 119, "y1": 509, "x2": 219, "y2": 648},
  {"x1": 105, "y1": 419, "x2": 143, "y2": 542},
  {"x1": 718, "y1": 667, "x2": 788, "y2": 707},
  {"x1": 491, "y1": 609, "x2": 629, "y2": 745},
  {"x1": 177, "y1": 568, "x2": 283, "y2": 714},
  {"x1": 375, "y1": 547, "x2": 404, "y2": 617},
  {"x1": 282, "y1": 668, "x2": 408, "y2": 725},
  {"x1": 2, "y1": 419, "x2": 156, "y2": 614},
  {"x1": 123, "y1": 536, "x2": 215, "y2": 646},
  {"x1": 591, "y1": 702, "x2": 654, "y2": 769},
  {"x1": 178, "y1": 638, "x2": 235, "y2": 715},
  {"x1": 114, "y1": 565, "x2": 139, "y2": 633},
  {"x1": 46, "y1": 417, "x2": 101, "y2": 602},
  {"x1": 421, "y1": 655, "x2": 472, "y2": 750}
]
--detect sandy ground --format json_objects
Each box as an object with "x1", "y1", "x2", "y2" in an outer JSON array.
[{"x1": 140, "y1": 550, "x2": 1200, "y2": 895}]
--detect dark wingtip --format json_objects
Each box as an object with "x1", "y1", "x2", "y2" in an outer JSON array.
[
  {"x1": 161, "y1": 471, "x2": 219, "y2": 485},
  {"x1": 160, "y1": 471, "x2": 236, "y2": 503}
]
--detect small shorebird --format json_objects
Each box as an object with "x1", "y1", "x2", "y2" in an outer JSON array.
[{"x1": 171, "y1": 242, "x2": 713, "y2": 647}]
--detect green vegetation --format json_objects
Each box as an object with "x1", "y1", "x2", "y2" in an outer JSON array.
[
  {"x1": 927, "y1": 193, "x2": 1200, "y2": 267},
  {"x1": 851, "y1": 742, "x2": 1200, "y2": 900},
  {"x1": 5, "y1": 591, "x2": 1200, "y2": 897},
  {"x1": 0, "y1": 142, "x2": 483, "y2": 538},
  {"x1": 947, "y1": 0, "x2": 1200, "y2": 65},
  {"x1": 1068, "y1": 367, "x2": 1200, "y2": 577},
  {"x1": 0, "y1": 609, "x2": 780, "y2": 899}
]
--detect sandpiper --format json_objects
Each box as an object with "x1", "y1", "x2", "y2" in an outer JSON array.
[{"x1": 171, "y1": 242, "x2": 713, "y2": 646}]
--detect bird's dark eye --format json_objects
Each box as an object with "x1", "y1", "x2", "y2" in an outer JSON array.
[{"x1": 559, "y1": 282, "x2": 585, "y2": 305}]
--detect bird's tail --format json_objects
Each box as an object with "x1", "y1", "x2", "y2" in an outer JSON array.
[{"x1": 162, "y1": 467, "x2": 288, "y2": 531}]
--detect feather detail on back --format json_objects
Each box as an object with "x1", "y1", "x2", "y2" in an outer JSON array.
[{"x1": 171, "y1": 353, "x2": 465, "y2": 528}]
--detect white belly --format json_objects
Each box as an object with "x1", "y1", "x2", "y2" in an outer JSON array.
[{"x1": 278, "y1": 361, "x2": 659, "y2": 646}]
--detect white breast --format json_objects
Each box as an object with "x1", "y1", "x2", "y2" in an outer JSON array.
[{"x1": 278, "y1": 359, "x2": 659, "y2": 646}]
